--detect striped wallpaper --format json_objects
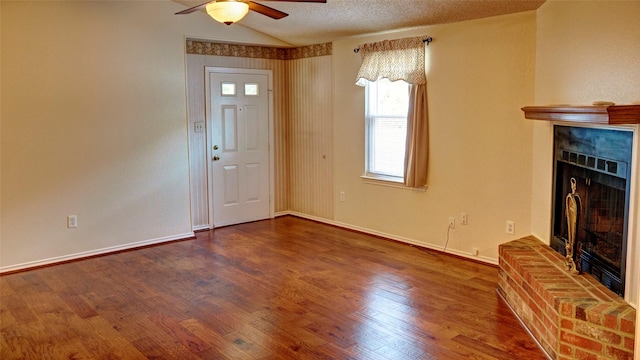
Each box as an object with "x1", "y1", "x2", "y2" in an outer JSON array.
[{"x1": 186, "y1": 40, "x2": 333, "y2": 229}]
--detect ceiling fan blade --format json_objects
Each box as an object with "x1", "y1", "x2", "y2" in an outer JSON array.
[
  {"x1": 248, "y1": 1, "x2": 289, "y2": 19},
  {"x1": 176, "y1": 0, "x2": 325, "y2": 19},
  {"x1": 175, "y1": 1, "x2": 214, "y2": 15}
]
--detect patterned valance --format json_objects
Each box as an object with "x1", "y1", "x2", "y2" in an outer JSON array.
[{"x1": 355, "y1": 36, "x2": 426, "y2": 86}]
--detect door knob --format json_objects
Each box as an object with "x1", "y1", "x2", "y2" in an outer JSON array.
[{"x1": 213, "y1": 156, "x2": 220, "y2": 161}]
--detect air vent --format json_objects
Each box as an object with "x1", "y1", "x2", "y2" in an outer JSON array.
[
  {"x1": 558, "y1": 148, "x2": 627, "y2": 179},
  {"x1": 577, "y1": 154, "x2": 587, "y2": 166}
]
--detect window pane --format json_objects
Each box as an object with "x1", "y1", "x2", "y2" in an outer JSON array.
[
  {"x1": 221, "y1": 82, "x2": 236, "y2": 96},
  {"x1": 244, "y1": 83, "x2": 258, "y2": 96},
  {"x1": 365, "y1": 79, "x2": 409, "y2": 180},
  {"x1": 371, "y1": 79, "x2": 409, "y2": 116},
  {"x1": 369, "y1": 117, "x2": 406, "y2": 177}
]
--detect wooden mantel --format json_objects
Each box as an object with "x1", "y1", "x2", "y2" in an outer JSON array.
[{"x1": 521, "y1": 104, "x2": 640, "y2": 124}]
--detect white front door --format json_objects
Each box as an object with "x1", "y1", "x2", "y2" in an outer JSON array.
[{"x1": 206, "y1": 68, "x2": 272, "y2": 227}]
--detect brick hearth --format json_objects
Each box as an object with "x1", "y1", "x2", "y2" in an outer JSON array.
[{"x1": 498, "y1": 236, "x2": 635, "y2": 360}]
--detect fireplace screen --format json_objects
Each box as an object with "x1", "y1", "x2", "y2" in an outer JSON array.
[{"x1": 551, "y1": 126, "x2": 633, "y2": 296}]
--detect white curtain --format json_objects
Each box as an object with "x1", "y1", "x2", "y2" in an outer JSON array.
[{"x1": 355, "y1": 36, "x2": 429, "y2": 188}]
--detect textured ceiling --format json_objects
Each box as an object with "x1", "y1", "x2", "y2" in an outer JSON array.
[{"x1": 174, "y1": 0, "x2": 546, "y2": 46}]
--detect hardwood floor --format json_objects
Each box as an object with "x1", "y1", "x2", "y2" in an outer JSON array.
[{"x1": 1, "y1": 216, "x2": 546, "y2": 359}]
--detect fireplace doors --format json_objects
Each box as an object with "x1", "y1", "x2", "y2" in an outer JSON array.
[{"x1": 551, "y1": 125, "x2": 633, "y2": 296}]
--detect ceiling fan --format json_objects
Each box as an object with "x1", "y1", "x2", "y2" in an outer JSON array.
[{"x1": 176, "y1": 0, "x2": 327, "y2": 25}]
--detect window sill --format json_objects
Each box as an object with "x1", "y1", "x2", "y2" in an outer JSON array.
[{"x1": 360, "y1": 175, "x2": 427, "y2": 192}]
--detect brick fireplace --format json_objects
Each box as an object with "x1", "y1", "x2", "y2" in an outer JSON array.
[
  {"x1": 503, "y1": 105, "x2": 640, "y2": 359},
  {"x1": 498, "y1": 236, "x2": 635, "y2": 360}
]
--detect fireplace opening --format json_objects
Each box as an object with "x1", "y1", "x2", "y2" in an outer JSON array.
[{"x1": 551, "y1": 125, "x2": 633, "y2": 296}]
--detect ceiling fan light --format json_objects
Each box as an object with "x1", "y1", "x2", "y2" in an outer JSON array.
[{"x1": 206, "y1": 1, "x2": 250, "y2": 25}]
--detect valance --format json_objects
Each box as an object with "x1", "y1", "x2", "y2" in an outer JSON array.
[{"x1": 355, "y1": 36, "x2": 426, "y2": 86}]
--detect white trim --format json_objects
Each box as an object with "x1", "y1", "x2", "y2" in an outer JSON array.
[
  {"x1": 273, "y1": 211, "x2": 291, "y2": 218},
  {"x1": 279, "y1": 211, "x2": 498, "y2": 265},
  {"x1": 192, "y1": 224, "x2": 211, "y2": 231},
  {"x1": 0, "y1": 232, "x2": 194, "y2": 274},
  {"x1": 628, "y1": 124, "x2": 639, "y2": 308},
  {"x1": 361, "y1": 175, "x2": 427, "y2": 191}
]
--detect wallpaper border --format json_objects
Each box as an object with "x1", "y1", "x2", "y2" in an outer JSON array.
[{"x1": 186, "y1": 39, "x2": 332, "y2": 60}]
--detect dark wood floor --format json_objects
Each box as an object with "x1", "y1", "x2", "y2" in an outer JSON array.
[{"x1": 1, "y1": 216, "x2": 546, "y2": 359}]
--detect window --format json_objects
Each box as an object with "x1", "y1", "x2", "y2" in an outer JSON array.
[
  {"x1": 365, "y1": 78, "x2": 409, "y2": 181},
  {"x1": 221, "y1": 82, "x2": 236, "y2": 96},
  {"x1": 244, "y1": 83, "x2": 259, "y2": 96}
]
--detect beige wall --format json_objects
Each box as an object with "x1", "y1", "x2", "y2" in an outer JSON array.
[
  {"x1": 530, "y1": 0, "x2": 640, "y2": 308},
  {"x1": 332, "y1": 11, "x2": 537, "y2": 263},
  {"x1": 0, "y1": 1, "x2": 286, "y2": 270}
]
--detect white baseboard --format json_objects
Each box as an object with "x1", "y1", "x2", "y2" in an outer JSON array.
[
  {"x1": 0, "y1": 232, "x2": 195, "y2": 274},
  {"x1": 192, "y1": 224, "x2": 211, "y2": 231},
  {"x1": 278, "y1": 211, "x2": 498, "y2": 266},
  {"x1": 2, "y1": 213, "x2": 500, "y2": 274},
  {"x1": 273, "y1": 211, "x2": 292, "y2": 218}
]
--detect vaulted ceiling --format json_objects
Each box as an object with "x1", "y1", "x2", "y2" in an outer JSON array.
[{"x1": 174, "y1": 0, "x2": 546, "y2": 46}]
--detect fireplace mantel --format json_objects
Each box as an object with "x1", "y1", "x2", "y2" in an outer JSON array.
[{"x1": 522, "y1": 105, "x2": 640, "y2": 124}]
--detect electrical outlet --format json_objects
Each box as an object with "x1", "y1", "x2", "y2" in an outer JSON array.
[
  {"x1": 461, "y1": 212, "x2": 468, "y2": 225},
  {"x1": 506, "y1": 220, "x2": 515, "y2": 234},
  {"x1": 472, "y1": 247, "x2": 479, "y2": 256},
  {"x1": 448, "y1": 217, "x2": 455, "y2": 229},
  {"x1": 340, "y1": 191, "x2": 346, "y2": 202},
  {"x1": 67, "y1": 215, "x2": 78, "y2": 228}
]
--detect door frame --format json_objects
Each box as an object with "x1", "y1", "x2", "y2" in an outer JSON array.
[{"x1": 204, "y1": 67, "x2": 275, "y2": 228}]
